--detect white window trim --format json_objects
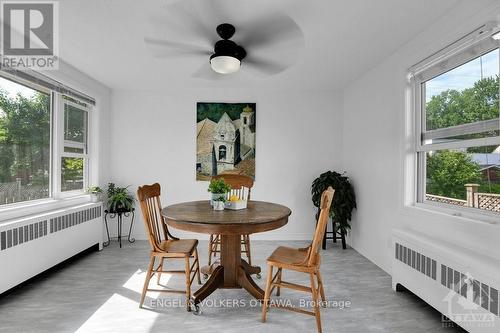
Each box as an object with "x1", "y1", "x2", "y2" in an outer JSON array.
[
  {"x1": 405, "y1": 24, "x2": 500, "y2": 224},
  {"x1": 0, "y1": 73, "x2": 95, "y2": 221},
  {"x1": 55, "y1": 94, "x2": 91, "y2": 199}
]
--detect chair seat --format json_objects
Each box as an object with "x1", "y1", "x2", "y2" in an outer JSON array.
[
  {"x1": 267, "y1": 246, "x2": 309, "y2": 267},
  {"x1": 159, "y1": 239, "x2": 198, "y2": 255}
]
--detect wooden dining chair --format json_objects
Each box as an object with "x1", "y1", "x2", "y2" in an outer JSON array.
[
  {"x1": 207, "y1": 174, "x2": 255, "y2": 274},
  {"x1": 137, "y1": 183, "x2": 201, "y2": 311},
  {"x1": 261, "y1": 187, "x2": 335, "y2": 333}
]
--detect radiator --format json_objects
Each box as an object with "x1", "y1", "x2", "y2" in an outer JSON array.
[
  {"x1": 393, "y1": 229, "x2": 500, "y2": 333},
  {"x1": 0, "y1": 203, "x2": 103, "y2": 294}
]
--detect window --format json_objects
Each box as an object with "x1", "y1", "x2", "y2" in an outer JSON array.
[
  {"x1": 60, "y1": 97, "x2": 89, "y2": 192},
  {"x1": 219, "y1": 145, "x2": 226, "y2": 160},
  {"x1": 413, "y1": 31, "x2": 500, "y2": 215},
  {"x1": 0, "y1": 73, "x2": 93, "y2": 207},
  {"x1": 0, "y1": 77, "x2": 50, "y2": 205}
]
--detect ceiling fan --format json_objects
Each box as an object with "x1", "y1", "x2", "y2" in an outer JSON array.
[
  {"x1": 208, "y1": 23, "x2": 246, "y2": 74},
  {"x1": 144, "y1": 1, "x2": 304, "y2": 79}
]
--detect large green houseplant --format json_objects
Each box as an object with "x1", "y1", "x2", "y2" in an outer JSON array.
[
  {"x1": 311, "y1": 171, "x2": 356, "y2": 249},
  {"x1": 106, "y1": 183, "x2": 134, "y2": 213}
]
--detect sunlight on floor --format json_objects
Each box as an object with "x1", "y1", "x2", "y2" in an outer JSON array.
[
  {"x1": 122, "y1": 269, "x2": 173, "y2": 299},
  {"x1": 75, "y1": 293, "x2": 159, "y2": 333}
]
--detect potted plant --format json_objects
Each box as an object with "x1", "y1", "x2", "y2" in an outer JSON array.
[
  {"x1": 86, "y1": 186, "x2": 102, "y2": 203},
  {"x1": 213, "y1": 196, "x2": 226, "y2": 211},
  {"x1": 208, "y1": 178, "x2": 231, "y2": 207},
  {"x1": 106, "y1": 182, "x2": 134, "y2": 213},
  {"x1": 311, "y1": 171, "x2": 356, "y2": 249}
]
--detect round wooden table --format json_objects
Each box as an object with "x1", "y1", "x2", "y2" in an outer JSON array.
[{"x1": 162, "y1": 200, "x2": 291, "y2": 307}]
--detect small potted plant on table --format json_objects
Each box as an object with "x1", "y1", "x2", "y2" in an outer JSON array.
[
  {"x1": 213, "y1": 196, "x2": 226, "y2": 211},
  {"x1": 208, "y1": 178, "x2": 231, "y2": 208},
  {"x1": 87, "y1": 186, "x2": 103, "y2": 203}
]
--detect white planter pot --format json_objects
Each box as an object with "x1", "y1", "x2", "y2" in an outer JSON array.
[
  {"x1": 213, "y1": 201, "x2": 225, "y2": 211},
  {"x1": 90, "y1": 193, "x2": 100, "y2": 203},
  {"x1": 210, "y1": 193, "x2": 226, "y2": 207}
]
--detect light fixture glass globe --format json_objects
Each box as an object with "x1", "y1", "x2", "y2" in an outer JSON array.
[{"x1": 210, "y1": 55, "x2": 241, "y2": 74}]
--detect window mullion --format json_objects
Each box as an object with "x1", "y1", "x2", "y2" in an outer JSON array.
[{"x1": 417, "y1": 136, "x2": 500, "y2": 152}]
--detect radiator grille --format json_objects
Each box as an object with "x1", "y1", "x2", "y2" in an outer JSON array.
[
  {"x1": 0, "y1": 206, "x2": 101, "y2": 251},
  {"x1": 395, "y1": 242, "x2": 437, "y2": 280},
  {"x1": 441, "y1": 264, "x2": 499, "y2": 317}
]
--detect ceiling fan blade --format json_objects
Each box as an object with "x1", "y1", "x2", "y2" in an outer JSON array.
[
  {"x1": 152, "y1": 0, "x2": 228, "y2": 45},
  {"x1": 237, "y1": 12, "x2": 304, "y2": 51},
  {"x1": 144, "y1": 37, "x2": 211, "y2": 57},
  {"x1": 167, "y1": 1, "x2": 215, "y2": 42},
  {"x1": 192, "y1": 63, "x2": 224, "y2": 81},
  {"x1": 243, "y1": 55, "x2": 288, "y2": 76}
]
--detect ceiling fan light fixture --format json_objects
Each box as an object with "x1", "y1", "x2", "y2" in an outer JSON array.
[{"x1": 210, "y1": 55, "x2": 241, "y2": 74}]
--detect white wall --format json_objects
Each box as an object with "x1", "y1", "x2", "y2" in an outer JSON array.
[
  {"x1": 109, "y1": 88, "x2": 342, "y2": 240},
  {"x1": 342, "y1": 1, "x2": 500, "y2": 273}
]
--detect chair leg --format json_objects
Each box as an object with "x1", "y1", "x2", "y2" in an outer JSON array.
[
  {"x1": 310, "y1": 272, "x2": 322, "y2": 333},
  {"x1": 276, "y1": 268, "x2": 282, "y2": 296},
  {"x1": 194, "y1": 248, "x2": 201, "y2": 284},
  {"x1": 156, "y1": 258, "x2": 164, "y2": 285},
  {"x1": 140, "y1": 256, "x2": 155, "y2": 308},
  {"x1": 208, "y1": 234, "x2": 214, "y2": 266},
  {"x1": 214, "y1": 235, "x2": 220, "y2": 257},
  {"x1": 262, "y1": 264, "x2": 274, "y2": 322},
  {"x1": 316, "y1": 270, "x2": 326, "y2": 303},
  {"x1": 185, "y1": 256, "x2": 192, "y2": 311},
  {"x1": 245, "y1": 235, "x2": 252, "y2": 266}
]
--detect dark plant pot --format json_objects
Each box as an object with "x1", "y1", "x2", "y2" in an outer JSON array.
[{"x1": 107, "y1": 207, "x2": 134, "y2": 214}]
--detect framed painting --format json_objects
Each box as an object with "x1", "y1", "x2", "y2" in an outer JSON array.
[{"x1": 196, "y1": 102, "x2": 256, "y2": 181}]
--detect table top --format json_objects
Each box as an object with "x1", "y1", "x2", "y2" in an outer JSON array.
[{"x1": 162, "y1": 200, "x2": 291, "y2": 235}]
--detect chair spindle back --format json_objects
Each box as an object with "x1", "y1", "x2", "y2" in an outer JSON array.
[
  {"x1": 308, "y1": 187, "x2": 335, "y2": 266},
  {"x1": 212, "y1": 174, "x2": 254, "y2": 201},
  {"x1": 137, "y1": 183, "x2": 170, "y2": 252}
]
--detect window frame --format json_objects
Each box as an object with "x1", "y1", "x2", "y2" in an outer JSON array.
[
  {"x1": 410, "y1": 30, "x2": 500, "y2": 221},
  {"x1": 0, "y1": 72, "x2": 94, "y2": 212}
]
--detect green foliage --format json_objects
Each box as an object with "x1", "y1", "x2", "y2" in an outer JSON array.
[
  {"x1": 479, "y1": 181, "x2": 500, "y2": 194},
  {"x1": 61, "y1": 157, "x2": 83, "y2": 186},
  {"x1": 106, "y1": 182, "x2": 134, "y2": 212},
  {"x1": 86, "y1": 186, "x2": 102, "y2": 194},
  {"x1": 311, "y1": 171, "x2": 357, "y2": 235},
  {"x1": 426, "y1": 151, "x2": 481, "y2": 200},
  {"x1": 0, "y1": 88, "x2": 50, "y2": 184},
  {"x1": 213, "y1": 196, "x2": 226, "y2": 203},
  {"x1": 425, "y1": 76, "x2": 499, "y2": 197},
  {"x1": 197, "y1": 102, "x2": 255, "y2": 123},
  {"x1": 207, "y1": 178, "x2": 231, "y2": 194},
  {"x1": 426, "y1": 76, "x2": 499, "y2": 130}
]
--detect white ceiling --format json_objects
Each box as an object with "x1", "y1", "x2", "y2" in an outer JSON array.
[{"x1": 58, "y1": 0, "x2": 467, "y2": 91}]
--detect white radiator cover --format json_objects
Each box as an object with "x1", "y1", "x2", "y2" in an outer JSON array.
[
  {"x1": 393, "y1": 229, "x2": 500, "y2": 333},
  {"x1": 0, "y1": 203, "x2": 103, "y2": 294}
]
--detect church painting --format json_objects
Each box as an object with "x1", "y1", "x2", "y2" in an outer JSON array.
[{"x1": 196, "y1": 103, "x2": 256, "y2": 181}]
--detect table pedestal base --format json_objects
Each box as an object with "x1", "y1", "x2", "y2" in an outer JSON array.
[
  {"x1": 192, "y1": 261, "x2": 264, "y2": 305},
  {"x1": 192, "y1": 234, "x2": 264, "y2": 305}
]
